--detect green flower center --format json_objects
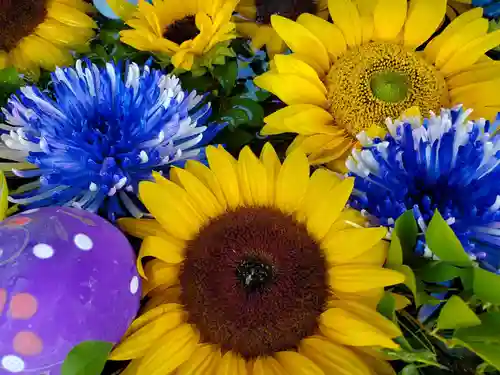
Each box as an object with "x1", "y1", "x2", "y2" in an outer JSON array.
[{"x1": 370, "y1": 71, "x2": 409, "y2": 103}]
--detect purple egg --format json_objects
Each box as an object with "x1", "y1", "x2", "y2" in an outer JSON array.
[{"x1": 0, "y1": 207, "x2": 141, "y2": 374}]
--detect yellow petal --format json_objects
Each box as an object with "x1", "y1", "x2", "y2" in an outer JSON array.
[
  {"x1": 305, "y1": 178, "x2": 354, "y2": 241},
  {"x1": 270, "y1": 15, "x2": 330, "y2": 74},
  {"x1": 218, "y1": 351, "x2": 248, "y2": 375},
  {"x1": 434, "y1": 18, "x2": 489, "y2": 69},
  {"x1": 170, "y1": 167, "x2": 224, "y2": 218},
  {"x1": 373, "y1": 0, "x2": 407, "y2": 41},
  {"x1": 110, "y1": 310, "x2": 185, "y2": 360},
  {"x1": 329, "y1": 265, "x2": 405, "y2": 292},
  {"x1": 254, "y1": 72, "x2": 328, "y2": 108},
  {"x1": 275, "y1": 351, "x2": 325, "y2": 375},
  {"x1": 20, "y1": 35, "x2": 73, "y2": 71},
  {"x1": 139, "y1": 181, "x2": 203, "y2": 241},
  {"x1": 328, "y1": 0, "x2": 362, "y2": 48},
  {"x1": 328, "y1": 208, "x2": 366, "y2": 232},
  {"x1": 177, "y1": 344, "x2": 219, "y2": 375},
  {"x1": 354, "y1": 347, "x2": 397, "y2": 375},
  {"x1": 143, "y1": 260, "x2": 179, "y2": 294},
  {"x1": 329, "y1": 300, "x2": 402, "y2": 337},
  {"x1": 206, "y1": 146, "x2": 241, "y2": 209},
  {"x1": 403, "y1": 0, "x2": 446, "y2": 49},
  {"x1": 451, "y1": 79, "x2": 500, "y2": 107},
  {"x1": 238, "y1": 146, "x2": 269, "y2": 206},
  {"x1": 360, "y1": 15, "x2": 374, "y2": 44},
  {"x1": 333, "y1": 288, "x2": 385, "y2": 309},
  {"x1": 143, "y1": 286, "x2": 182, "y2": 311},
  {"x1": 48, "y1": 1, "x2": 97, "y2": 28},
  {"x1": 253, "y1": 356, "x2": 287, "y2": 375},
  {"x1": 296, "y1": 13, "x2": 347, "y2": 61},
  {"x1": 322, "y1": 227, "x2": 387, "y2": 264},
  {"x1": 117, "y1": 218, "x2": 172, "y2": 239},
  {"x1": 447, "y1": 62, "x2": 500, "y2": 88},
  {"x1": 260, "y1": 143, "x2": 281, "y2": 205},
  {"x1": 275, "y1": 150, "x2": 310, "y2": 214},
  {"x1": 137, "y1": 236, "x2": 184, "y2": 278},
  {"x1": 106, "y1": 0, "x2": 138, "y2": 20},
  {"x1": 320, "y1": 308, "x2": 398, "y2": 348},
  {"x1": 139, "y1": 324, "x2": 200, "y2": 374},
  {"x1": 273, "y1": 54, "x2": 327, "y2": 94},
  {"x1": 263, "y1": 104, "x2": 336, "y2": 136},
  {"x1": 424, "y1": 7, "x2": 484, "y2": 62},
  {"x1": 296, "y1": 168, "x2": 341, "y2": 223},
  {"x1": 441, "y1": 30, "x2": 500, "y2": 75},
  {"x1": 299, "y1": 336, "x2": 371, "y2": 375},
  {"x1": 125, "y1": 303, "x2": 182, "y2": 337},
  {"x1": 348, "y1": 239, "x2": 388, "y2": 266},
  {"x1": 184, "y1": 160, "x2": 228, "y2": 209}
]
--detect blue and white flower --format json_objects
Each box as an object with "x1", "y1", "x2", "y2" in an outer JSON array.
[
  {"x1": 346, "y1": 106, "x2": 500, "y2": 272},
  {"x1": 0, "y1": 59, "x2": 224, "y2": 220}
]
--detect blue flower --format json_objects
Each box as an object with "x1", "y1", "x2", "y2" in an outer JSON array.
[
  {"x1": 472, "y1": 0, "x2": 500, "y2": 19},
  {"x1": 0, "y1": 59, "x2": 224, "y2": 220},
  {"x1": 346, "y1": 106, "x2": 500, "y2": 272}
]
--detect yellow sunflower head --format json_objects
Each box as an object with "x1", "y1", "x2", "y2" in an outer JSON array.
[
  {"x1": 0, "y1": 0, "x2": 96, "y2": 78},
  {"x1": 119, "y1": 0, "x2": 239, "y2": 73},
  {"x1": 234, "y1": 0, "x2": 329, "y2": 57},
  {"x1": 254, "y1": 0, "x2": 500, "y2": 170},
  {"x1": 113, "y1": 144, "x2": 405, "y2": 375}
]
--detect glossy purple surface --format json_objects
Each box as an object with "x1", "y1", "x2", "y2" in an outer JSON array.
[{"x1": 0, "y1": 207, "x2": 140, "y2": 374}]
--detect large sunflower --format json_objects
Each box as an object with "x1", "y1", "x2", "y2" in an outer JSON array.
[
  {"x1": 119, "y1": 0, "x2": 239, "y2": 72},
  {"x1": 112, "y1": 144, "x2": 405, "y2": 375},
  {"x1": 234, "y1": 0, "x2": 329, "y2": 56},
  {"x1": 254, "y1": 0, "x2": 500, "y2": 170},
  {"x1": 0, "y1": 0, "x2": 96, "y2": 78}
]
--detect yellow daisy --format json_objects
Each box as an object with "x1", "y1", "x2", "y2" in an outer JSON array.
[
  {"x1": 112, "y1": 144, "x2": 405, "y2": 375},
  {"x1": 0, "y1": 0, "x2": 96, "y2": 78},
  {"x1": 119, "y1": 0, "x2": 239, "y2": 72},
  {"x1": 234, "y1": 0, "x2": 329, "y2": 57},
  {"x1": 254, "y1": 0, "x2": 500, "y2": 170}
]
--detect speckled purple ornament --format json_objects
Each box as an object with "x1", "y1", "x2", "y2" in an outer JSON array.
[{"x1": 0, "y1": 207, "x2": 141, "y2": 374}]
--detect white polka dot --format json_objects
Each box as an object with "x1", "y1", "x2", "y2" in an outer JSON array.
[
  {"x1": 2, "y1": 355, "x2": 25, "y2": 373},
  {"x1": 74, "y1": 233, "x2": 93, "y2": 251},
  {"x1": 21, "y1": 208, "x2": 39, "y2": 215},
  {"x1": 33, "y1": 243, "x2": 54, "y2": 259},
  {"x1": 130, "y1": 276, "x2": 139, "y2": 295}
]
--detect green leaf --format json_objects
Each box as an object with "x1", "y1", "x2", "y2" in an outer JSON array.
[
  {"x1": 399, "y1": 364, "x2": 420, "y2": 375},
  {"x1": 0, "y1": 67, "x2": 22, "y2": 86},
  {"x1": 473, "y1": 268, "x2": 500, "y2": 305},
  {"x1": 61, "y1": 341, "x2": 113, "y2": 375},
  {"x1": 454, "y1": 341, "x2": 500, "y2": 371},
  {"x1": 382, "y1": 348, "x2": 440, "y2": 367},
  {"x1": 394, "y1": 210, "x2": 418, "y2": 258},
  {"x1": 229, "y1": 97, "x2": 264, "y2": 127},
  {"x1": 419, "y1": 261, "x2": 466, "y2": 283},
  {"x1": 425, "y1": 210, "x2": 471, "y2": 266},
  {"x1": 437, "y1": 295, "x2": 481, "y2": 330},
  {"x1": 378, "y1": 292, "x2": 396, "y2": 321},
  {"x1": 214, "y1": 60, "x2": 238, "y2": 95},
  {"x1": 387, "y1": 232, "x2": 403, "y2": 268},
  {"x1": 454, "y1": 312, "x2": 500, "y2": 344},
  {"x1": 394, "y1": 265, "x2": 418, "y2": 302},
  {"x1": 0, "y1": 172, "x2": 8, "y2": 221}
]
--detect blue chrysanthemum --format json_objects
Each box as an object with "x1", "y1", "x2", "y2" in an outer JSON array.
[
  {"x1": 0, "y1": 59, "x2": 223, "y2": 220},
  {"x1": 472, "y1": 0, "x2": 500, "y2": 19},
  {"x1": 346, "y1": 106, "x2": 500, "y2": 272}
]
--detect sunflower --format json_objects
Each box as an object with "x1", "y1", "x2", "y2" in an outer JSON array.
[
  {"x1": 0, "y1": 0, "x2": 96, "y2": 78},
  {"x1": 234, "y1": 0, "x2": 329, "y2": 56},
  {"x1": 254, "y1": 0, "x2": 500, "y2": 170},
  {"x1": 111, "y1": 144, "x2": 405, "y2": 375},
  {"x1": 119, "y1": 0, "x2": 239, "y2": 72}
]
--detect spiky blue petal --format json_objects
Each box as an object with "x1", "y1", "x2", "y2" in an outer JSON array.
[
  {"x1": 347, "y1": 106, "x2": 500, "y2": 272},
  {"x1": 0, "y1": 59, "x2": 224, "y2": 220}
]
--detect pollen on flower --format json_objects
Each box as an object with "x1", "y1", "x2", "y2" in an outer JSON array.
[
  {"x1": 180, "y1": 206, "x2": 328, "y2": 358},
  {"x1": 0, "y1": 0, "x2": 48, "y2": 51},
  {"x1": 163, "y1": 15, "x2": 200, "y2": 45},
  {"x1": 326, "y1": 42, "x2": 450, "y2": 136}
]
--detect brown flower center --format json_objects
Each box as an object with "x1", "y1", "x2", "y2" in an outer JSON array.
[
  {"x1": 0, "y1": 0, "x2": 49, "y2": 52},
  {"x1": 180, "y1": 207, "x2": 328, "y2": 358},
  {"x1": 163, "y1": 15, "x2": 200, "y2": 45},
  {"x1": 255, "y1": 0, "x2": 317, "y2": 24},
  {"x1": 326, "y1": 42, "x2": 450, "y2": 136}
]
